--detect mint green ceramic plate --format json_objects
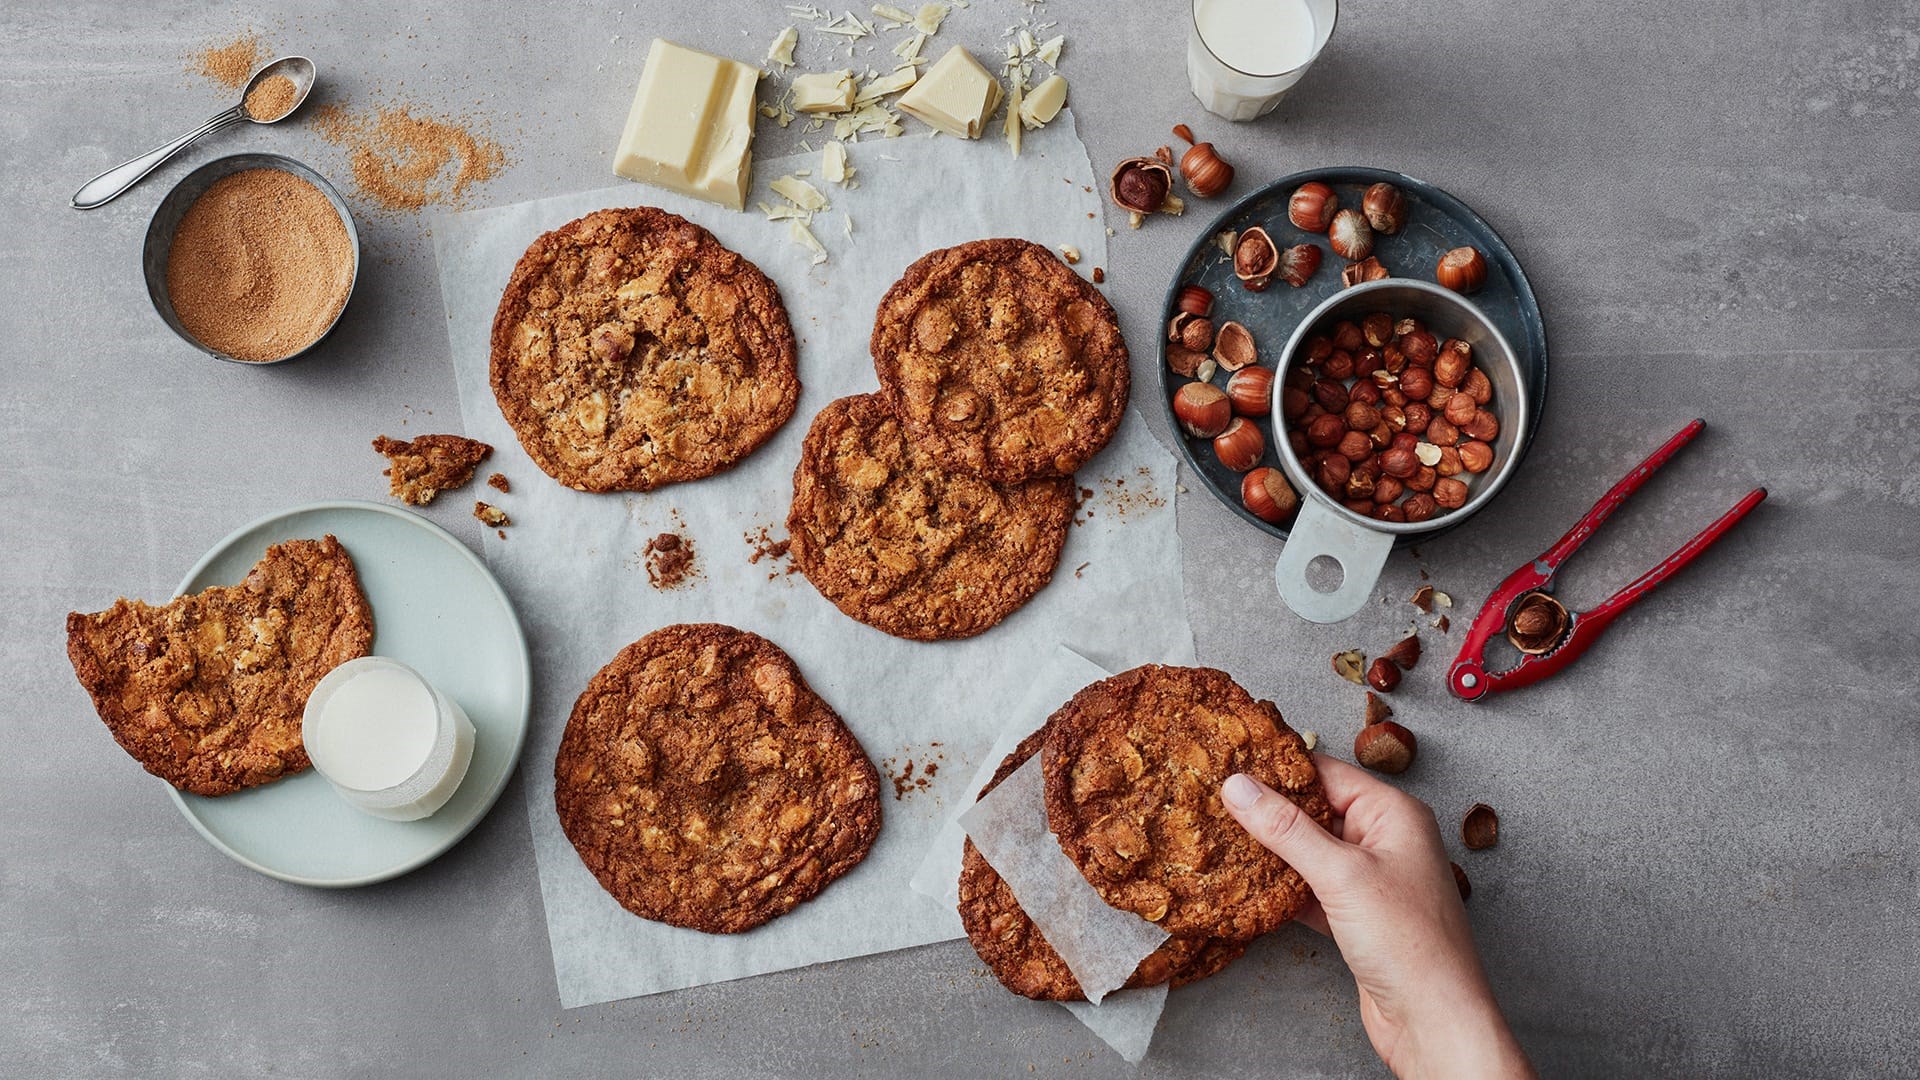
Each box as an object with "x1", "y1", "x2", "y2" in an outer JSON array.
[{"x1": 166, "y1": 501, "x2": 531, "y2": 887}]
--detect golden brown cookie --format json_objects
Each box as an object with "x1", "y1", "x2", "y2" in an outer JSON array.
[
  {"x1": 1041, "y1": 665, "x2": 1331, "y2": 942},
  {"x1": 554, "y1": 624, "x2": 880, "y2": 934},
  {"x1": 490, "y1": 207, "x2": 799, "y2": 492},
  {"x1": 870, "y1": 238, "x2": 1129, "y2": 484},
  {"x1": 64, "y1": 536, "x2": 374, "y2": 796},
  {"x1": 788, "y1": 394, "x2": 1073, "y2": 642},
  {"x1": 957, "y1": 725, "x2": 1240, "y2": 1001},
  {"x1": 372, "y1": 433, "x2": 493, "y2": 506}
]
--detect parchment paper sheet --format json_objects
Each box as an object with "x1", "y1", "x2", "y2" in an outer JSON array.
[{"x1": 433, "y1": 114, "x2": 1197, "y2": 1008}]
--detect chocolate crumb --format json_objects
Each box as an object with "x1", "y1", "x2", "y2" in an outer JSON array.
[{"x1": 644, "y1": 530, "x2": 698, "y2": 590}]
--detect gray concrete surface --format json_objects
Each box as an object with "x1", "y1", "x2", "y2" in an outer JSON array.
[{"x1": 4, "y1": 1, "x2": 1917, "y2": 1076}]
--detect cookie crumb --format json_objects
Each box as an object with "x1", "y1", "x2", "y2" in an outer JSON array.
[
  {"x1": 644, "y1": 530, "x2": 699, "y2": 589},
  {"x1": 487, "y1": 472, "x2": 510, "y2": 492},
  {"x1": 373, "y1": 434, "x2": 491, "y2": 505},
  {"x1": 474, "y1": 501, "x2": 510, "y2": 528}
]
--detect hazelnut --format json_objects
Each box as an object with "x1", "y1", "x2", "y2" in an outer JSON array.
[
  {"x1": 1344, "y1": 400, "x2": 1381, "y2": 432},
  {"x1": 1367, "y1": 421, "x2": 1394, "y2": 450},
  {"x1": 1403, "y1": 402, "x2": 1432, "y2": 434},
  {"x1": 1226, "y1": 365, "x2": 1275, "y2": 416},
  {"x1": 1281, "y1": 385, "x2": 1311, "y2": 421},
  {"x1": 1459, "y1": 439, "x2": 1495, "y2": 473},
  {"x1": 1288, "y1": 430, "x2": 1309, "y2": 456},
  {"x1": 1213, "y1": 320, "x2": 1259, "y2": 371},
  {"x1": 1315, "y1": 452, "x2": 1351, "y2": 491},
  {"x1": 1399, "y1": 329, "x2": 1438, "y2": 365},
  {"x1": 1451, "y1": 862, "x2": 1471, "y2": 901},
  {"x1": 1332, "y1": 649, "x2": 1367, "y2": 685},
  {"x1": 1354, "y1": 719, "x2": 1416, "y2": 773},
  {"x1": 1233, "y1": 227, "x2": 1280, "y2": 289},
  {"x1": 1279, "y1": 243, "x2": 1322, "y2": 288},
  {"x1": 1372, "y1": 475, "x2": 1405, "y2": 504},
  {"x1": 1426, "y1": 416, "x2": 1460, "y2": 447},
  {"x1": 1176, "y1": 284, "x2": 1214, "y2": 318},
  {"x1": 1399, "y1": 366, "x2": 1435, "y2": 401},
  {"x1": 1172, "y1": 381, "x2": 1233, "y2": 438},
  {"x1": 1462, "y1": 367, "x2": 1493, "y2": 405},
  {"x1": 1341, "y1": 256, "x2": 1389, "y2": 288},
  {"x1": 1323, "y1": 349, "x2": 1356, "y2": 380},
  {"x1": 1427, "y1": 384, "x2": 1456, "y2": 410},
  {"x1": 1408, "y1": 466, "x2": 1438, "y2": 493},
  {"x1": 1344, "y1": 463, "x2": 1378, "y2": 500},
  {"x1": 1306, "y1": 413, "x2": 1347, "y2": 448},
  {"x1": 1288, "y1": 181, "x2": 1338, "y2": 232},
  {"x1": 1110, "y1": 156, "x2": 1173, "y2": 215},
  {"x1": 1332, "y1": 321, "x2": 1364, "y2": 352},
  {"x1": 1381, "y1": 344, "x2": 1408, "y2": 375},
  {"x1": 1507, "y1": 591, "x2": 1569, "y2": 654},
  {"x1": 1285, "y1": 364, "x2": 1316, "y2": 390},
  {"x1": 1338, "y1": 430, "x2": 1373, "y2": 462},
  {"x1": 1213, "y1": 417, "x2": 1265, "y2": 471},
  {"x1": 1305, "y1": 336, "x2": 1333, "y2": 361},
  {"x1": 1362, "y1": 312, "x2": 1395, "y2": 348},
  {"x1": 1178, "y1": 315, "x2": 1214, "y2": 352},
  {"x1": 1383, "y1": 634, "x2": 1421, "y2": 670},
  {"x1": 1362, "y1": 182, "x2": 1409, "y2": 234},
  {"x1": 1344, "y1": 498, "x2": 1375, "y2": 515},
  {"x1": 1374, "y1": 503, "x2": 1406, "y2": 523},
  {"x1": 1311, "y1": 378, "x2": 1350, "y2": 413},
  {"x1": 1364, "y1": 692, "x2": 1393, "y2": 726},
  {"x1": 1434, "y1": 340, "x2": 1472, "y2": 387},
  {"x1": 1435, "y1": 446, "x2": 1465, "y2": 476},
  {"x1": 1391, "y1": 432, "x2": 1421, "y2": 454},
  {"x1": 1172, "y1": 124, "x2": 1235, "y2": 197},
  {"x1": 1402, "y1": 492, "x2": 1439, "y2": 521},
  {"x1": 1462, "y1": 803, "x2": 1500, "y2": 850},
  {"x1": 1444, "y1": 392, "x2": 1479, "y2": 427},
  {"x1": 1381, "y1": 404, "x2": 1408, "y2": 432},
  {"x1": 1379, "y1": 446, "x2": 1418, "y2": 478},
  {"x1": 1366, "y1": 657, "x2": 1401, "y2": 692},
  {"x1": 1349, "y1": 378, "x2": 1382, "y2": 406},
  {"x1": 1437, "y1": 246, "x2": 1489, "y2": 293},
  {"x1": 1328, "y1": 209, "x2": 1374, "y2": 262},
  {"x1": 1166, "y1": 343, "x2": 1205, "y2": 377},
  {"x1": 1462, "y1": 405, "x2": 1499, "y2": 440},
  {"x1": 1433, "y1": 476, "x2": 1470, "y2": 509},
  {"x1": 1241, "y1": 467, "x2": 1299, "y2": 524}
]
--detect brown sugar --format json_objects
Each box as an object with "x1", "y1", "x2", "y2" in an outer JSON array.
[
  {"x1": 194, "y1": 33, "x2": 262, "y2": 90},
  {"x1": 313, "y1": 103, "x2": 504, "y2": 212},
  {"x1": 165, "y1": 168, "x2": 354, "y2": 362},
  {"x1": 243, "y1": 74, "x2": 298, "y2": 121}
]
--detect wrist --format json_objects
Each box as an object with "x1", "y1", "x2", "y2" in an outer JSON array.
[{"x1": 1391, "y1": 992, "x2": 1530, "y2": 1080}]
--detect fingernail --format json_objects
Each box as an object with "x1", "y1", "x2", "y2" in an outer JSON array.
[{"x1": 1222, "y1": 773, "x2": 1263, "y2": 810}]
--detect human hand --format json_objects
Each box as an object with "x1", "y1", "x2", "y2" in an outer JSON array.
[{"x1": 1222, "y1": 756, "x2": 1533, "y2": 1080}]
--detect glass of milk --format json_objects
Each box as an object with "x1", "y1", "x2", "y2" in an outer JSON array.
[
  {"x1": 1188, "y1": 0, "x2": 1337, "y2": 121},
  {"x1": 302, "y1": 657, "x2": 475, "y2": 821}
]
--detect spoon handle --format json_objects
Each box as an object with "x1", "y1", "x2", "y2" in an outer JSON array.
[{"x1": 71, "y1": 107, "x2": 247, "y2": 210}]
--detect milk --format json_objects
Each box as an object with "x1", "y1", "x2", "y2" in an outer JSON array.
[
  {"x1": 1187, "y1": 0, "x2": 1336, "y2": 121},
  {"x1": 302, "y1": 657, "x2": 475, "y2": 821}
]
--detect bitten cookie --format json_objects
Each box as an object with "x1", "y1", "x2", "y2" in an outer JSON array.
[
  {"x1": 491, "y1": 207, "x2": 799, "y2": 492},
  {"x1": 1041, "y1": 665, "x2": 1331, "y2": 942},
  {"x1": 871, "y1": 239, "x2": 1129, "y2": 484},
  {"x1": 788, "y1": 394, "x2": 1074, "y2": 642},
  {"x1": 554, "y1": 624, "x2": 881, "y2": 934},
  {"x1": 64, "y1": 536, "x2": 374, "y2": 796}
]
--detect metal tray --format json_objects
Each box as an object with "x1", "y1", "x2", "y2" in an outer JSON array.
[{"x1": 1156, "y1": 166, "x2": 1548, "y2": 544}]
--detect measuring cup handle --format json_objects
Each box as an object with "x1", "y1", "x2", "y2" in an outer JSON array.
[{"x1": 1273, "y1": 497, "x2": 1394, "y2": 623}]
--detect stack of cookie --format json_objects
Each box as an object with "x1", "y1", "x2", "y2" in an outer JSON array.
[
  {"x1": 959, "y1": 665, "x2": 1330, "y2": 1000},
  {"x1": 788, "y1": 238, "x2": 1131, "y2": 641}
]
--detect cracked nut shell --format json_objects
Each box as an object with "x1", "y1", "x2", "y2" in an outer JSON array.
[
  {"x1": 1110, "y1": 157, "x2": 1174, "y2": 215},
  {"x1": 1507, "y1": 591, "x2": 1569, "y2": 654},
  {"x1": 1462, "y1": 803, "x2": 1500, "y2": 850}
]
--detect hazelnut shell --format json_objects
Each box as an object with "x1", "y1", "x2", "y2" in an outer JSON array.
[{"x1": 1462, "y1": 803, "x2": 1500, "y2": 850}]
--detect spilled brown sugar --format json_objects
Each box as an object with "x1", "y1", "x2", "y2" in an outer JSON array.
[
  {"x1": 194, "y1": 33, "x2": 262, "y2": 90},
  {"x1": 164, "y1": 168, "x2": 353, "y2": 362},
  {"x1": 313, "y1": 103, "x2": 504, "y2": 212},
  {"x1": 243, "y1": 74, "x2": 298, "y2": 121}
]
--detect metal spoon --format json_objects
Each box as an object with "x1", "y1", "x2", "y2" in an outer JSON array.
[{"x1": 70, "y1": 56, "x2": 317, "y2": 211}]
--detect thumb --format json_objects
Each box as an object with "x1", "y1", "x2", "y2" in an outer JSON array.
[{"x1": 1222, "y1": 773, "x2": 1351, "y2": 885}]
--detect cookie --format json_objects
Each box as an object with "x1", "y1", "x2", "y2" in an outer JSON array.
[
  {"x1": 1041, "y1": 665, "x2": 1331, "y2": 942},
  {"x1": 490, "y1": 207, "x2": 799, "y2": 492},
  {"x1": 788, "y1": 394, "x2": 1073, "y2": 641},
  {"x1": 554, "y1": 624, "x2": 879, "y2": 934},
  {"x1": 372, "y1": 434, "x2": 493, "y2": 506},
  {"x1": 957, "y1": 726, "x2": 1237, "y2": 1001},
  {"x1": 64, "y1": 536, "x2": 374, "y2": 796},
  {"x1": 870, "y1": 238, "x2": 1129, "y2": 484}
]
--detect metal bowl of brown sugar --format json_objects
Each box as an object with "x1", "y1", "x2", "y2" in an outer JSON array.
[{"x1": 143, "y1": 153, "x2": 360, "y2": 365}]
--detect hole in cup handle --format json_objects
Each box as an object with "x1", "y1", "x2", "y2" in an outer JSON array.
[{"x1": 1273, "y1": 498, "x2": 1394, "y2": 624}]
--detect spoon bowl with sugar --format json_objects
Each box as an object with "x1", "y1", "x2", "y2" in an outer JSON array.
[{"x1": 71, "y1": 55, "x2": 317, "y2": 211}]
